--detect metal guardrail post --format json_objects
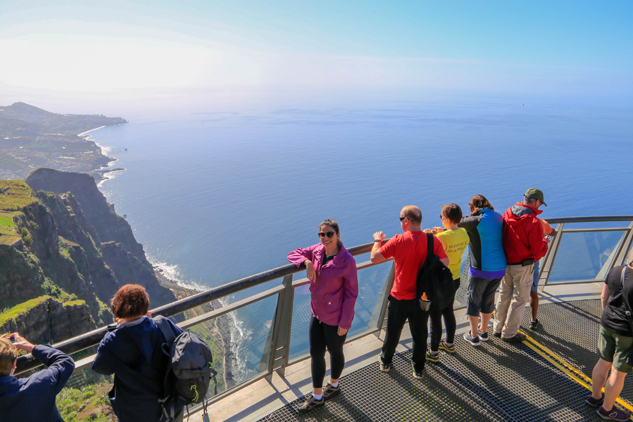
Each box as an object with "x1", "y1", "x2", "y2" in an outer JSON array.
[
  {"x1": 615, "y1": 222, "x2": 633, "y2": 265},
  {"x1": 541, "y1": 223, "x2": 564, "y2": 288},
  {"x1": 265, "y1": 274, "x2": 294, "y2": 378}
]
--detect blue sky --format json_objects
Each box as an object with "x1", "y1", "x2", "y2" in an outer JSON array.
[{"x1": 0, "y1": 0, "x2": 631, "y2": 110}]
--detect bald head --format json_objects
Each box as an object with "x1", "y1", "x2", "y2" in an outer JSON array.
[{"x1": 400, "y1": 205, "x2": 422, "y2": 231}]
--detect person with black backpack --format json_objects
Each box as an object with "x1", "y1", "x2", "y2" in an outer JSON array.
[
  {"x1": 423, "y1": 203, "x2": 470, "y2": 362},
  {"x1": 586, "y1": 250, "x2": 633, "y2": 421},
  {"x1": 93, "y1": 285, "x2": 185, "y2": 422},
  {"x1": 371, "y1": 205, "x2": 449, "y2": 379}
]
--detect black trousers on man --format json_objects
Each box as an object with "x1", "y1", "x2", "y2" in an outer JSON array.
[{"x1": 380, "y1": 296, "x2": 429, "y2": 372}]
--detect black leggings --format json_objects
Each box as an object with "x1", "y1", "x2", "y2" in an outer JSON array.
[
  {"x1": 429, "y1": 278, "x2": 460, "y2": 351},
  {"x1": 309, "y1": 315, "x2": 347, "y2": 389}
]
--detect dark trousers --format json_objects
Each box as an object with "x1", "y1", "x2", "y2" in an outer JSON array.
[
  {"x1": 309, "y1": 315, "x2": 347, "y2": 389},
  {"x1": 380, "y1": 296, "x2": 429, "y2": 372},
  {"x1": 429, "y1": 278, "x2": 460, "y2": 350}
]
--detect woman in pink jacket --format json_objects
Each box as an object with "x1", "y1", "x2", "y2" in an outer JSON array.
[{"x1": 287, "y1": 219, "x2": 358, "y2": 413}]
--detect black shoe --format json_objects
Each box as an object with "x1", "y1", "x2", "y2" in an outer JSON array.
[
  {"x1": 502, "y1": 332, "x2": 526, "y2": 343},
  {"x1": 323, "y1": 383, "x2": 341, "y2": 400},
  {"x1": 597, "y1": 406, "x2": 631, "y2": 421},
  {"x1": 586, "y1": 392, "x2": 605, "y2": 408},
  {"x1": 297, "y1": 395, "x2": 324, "y2": 413},
  {"x1": 463, "y1": 331, "x2": 481, "y2": 346},
  {"x1": 493, "y1": 332, "x2": 501, "y2": 338},
  {"x1": 412, "y1": 363, "x2": 424, "y2": 379},
  {"x1": 477, "y1": 325, "x2": 489, "y2": 342},
  {"x1": 529, "y1": 319, "x2": 540, "y2": 330}
]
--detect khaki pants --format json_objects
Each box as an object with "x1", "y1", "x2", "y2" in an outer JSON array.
[{"x1": 494, "y1": 264, "x2": 534, "y2": 338}]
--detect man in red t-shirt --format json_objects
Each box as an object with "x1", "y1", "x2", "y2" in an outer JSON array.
[{"x1": 371, "y1": 205, "x2": 449, "y2": 378}]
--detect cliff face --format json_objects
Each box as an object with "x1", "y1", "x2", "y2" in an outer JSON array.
[
  {"x1": 26, "y1": 169, "x2": 145, "y2": 258},
  {"x1": 0, "y1": 169, "x2": 177, "y2": 343},
  {"x1": 25, "y1": 169, "x2": 176, "y2": 307}
]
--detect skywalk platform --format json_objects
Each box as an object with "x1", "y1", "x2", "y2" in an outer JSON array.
[{"x1": 190, "y1": 282, "x2": 633, "y2": 422}]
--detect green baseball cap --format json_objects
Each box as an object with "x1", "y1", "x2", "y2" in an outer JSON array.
[{"x1": 525, "y1": 188, "x2": 547, "y2": 206}]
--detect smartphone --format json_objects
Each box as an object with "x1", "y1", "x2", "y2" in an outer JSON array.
[{"x1": 9, "y1": 335, "x2": 15, "y2": 343}]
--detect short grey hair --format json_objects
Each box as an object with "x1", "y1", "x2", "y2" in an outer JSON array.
[{"x1": 523, "y1": 196, "x2": 539, "y2": 206}]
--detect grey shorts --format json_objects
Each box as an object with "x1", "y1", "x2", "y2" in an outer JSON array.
[{"x1": 466, "y1": 275, "x2": 502, "y2": 317}]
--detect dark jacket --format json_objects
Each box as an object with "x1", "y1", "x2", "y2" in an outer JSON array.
[
  {"x1": 92, "y1": 316, "x2": 182, "y2": 422},
  {"x1": 0, "y1": 345, "x2": 75, "y2": 422},
  {"x1": 502, "y1": 203, "x2": 548, "y2": 264},
  {"x1": 459, "y1": 208, "x2": 507, "y2": 279}
]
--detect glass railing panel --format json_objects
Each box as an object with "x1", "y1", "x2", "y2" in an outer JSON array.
[
  {"x1": 349, "y1": 261, "x2": 392, "y2": 338},
  {"x1": 548, "y1": 230, "x2": 628, "y2": 283},
  {"x1": 288, "y1": 282, "x2": 311, "y2": 361},
  {"x1": 196, "y1": 293, "x2": 279, "y2": 393},
  {"x1": 287, "y1": 260, "x2": 393, "y2": 361}
]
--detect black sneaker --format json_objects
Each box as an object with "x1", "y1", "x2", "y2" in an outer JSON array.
[
  {"x1": 478, "y1": 326, "x2": 489, "y2": 342},
  {"x1": 323, "y1": 383, "x2": 341, "y2": 400},
  {"x1": 379, "y1": 359, "x2": 391, "y2": 372},
  {"x1": 529, "y1": 319, "x2": 540, "y2": 330},
  {"x1": 297, "y1": 395, "x2": 324, "y2": 413},
  {"x1": 463, "y1": 331, "x2": 481, "y2": 346},
  {"x1": 493, "y1": 331, "x2": 502, "y2": 338},
  {"x1": 412, "y1": 364, "x2": 424, "y2": 379},
  {"x1": 597, "y1": 406, "x2": 631, "y2": 421},
  {"x1": 586, "y1": 392, "x2": 605, "y2": 408},
  {"x1": 502, "y1": 332, "x2": 527, "y2": 343}
]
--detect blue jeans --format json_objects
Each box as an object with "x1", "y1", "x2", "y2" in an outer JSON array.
[{"x1": 531, "y1": 261, "x2": 540, "y2": 292}]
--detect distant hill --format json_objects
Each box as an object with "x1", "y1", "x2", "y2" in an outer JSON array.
[{"x1": 0, "y1": 102, "x2": 127, "y2": 180}]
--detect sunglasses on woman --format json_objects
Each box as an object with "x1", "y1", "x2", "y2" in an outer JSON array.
[{"x1": 318, "y1": 231, "x2": 336, "y2": 238}]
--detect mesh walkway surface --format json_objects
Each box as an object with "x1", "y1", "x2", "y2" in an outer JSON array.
[{"x1": 259, "y1": 299, "x2": 624, "y2": 422}]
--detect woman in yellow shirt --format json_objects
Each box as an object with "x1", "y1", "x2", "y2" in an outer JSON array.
[{"x1": 424, "y1": 204, "x2": 470, "y2": 362}]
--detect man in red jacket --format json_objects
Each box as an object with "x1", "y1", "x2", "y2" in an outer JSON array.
[{"x1": 494, "y1": 188, "x2": 550, "y2": 342}]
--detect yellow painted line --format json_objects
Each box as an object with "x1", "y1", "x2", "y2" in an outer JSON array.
[
  {"x1": 519, "y1": 331, "x2": 633, "y2": 414},
  {"x1": 522, "y1": 332, "x2": 594, "y2": 384}
]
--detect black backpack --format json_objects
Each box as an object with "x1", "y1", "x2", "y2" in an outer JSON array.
[
  {"x1": 416, "y1": 233, "x2": 455, "y2": 312},
  {"x1": 155, "y1": 316, "x2": 218, "y2": 422}
]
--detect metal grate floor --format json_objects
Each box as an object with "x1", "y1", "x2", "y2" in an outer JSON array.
[
  {"x1": 259, "y1": 300, "x2": 620, "y2": 422},
  {"x1": 520, "y1": 299, "x2": 633, "y2": 405}
]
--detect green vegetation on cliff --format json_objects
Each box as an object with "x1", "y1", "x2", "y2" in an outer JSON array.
[
  {"x1": 0, "y1": 180, "x2": 36, "y2": 210},
  {"x1": 56, "y1": 381, "x2": 114, "y2": 422},
  {"x1": 0, "y1": 295, "x2": 50, "y2": 326}
]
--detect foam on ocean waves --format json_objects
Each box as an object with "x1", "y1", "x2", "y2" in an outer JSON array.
[
  {"x1": 150, "y1": 257, "x2": 206, "y2": 292},
  {"x1": 218, "y1": 296, "x2": 251, "y2": 385},
  {"x1": 94, "y1": 141, "x2": 112, "y2": 155}
]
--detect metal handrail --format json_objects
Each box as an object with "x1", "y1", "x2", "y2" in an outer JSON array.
[
  {"x1": 15, "y1": 242, "x2": 378, "y2": 373},
  {"x1": 15, "y1": 215, "x2": 633, "y2": 375}
]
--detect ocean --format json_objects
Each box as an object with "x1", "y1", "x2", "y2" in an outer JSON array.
[{"x1": 91, "y1": 96, "x2": 632, "y2": 387}]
